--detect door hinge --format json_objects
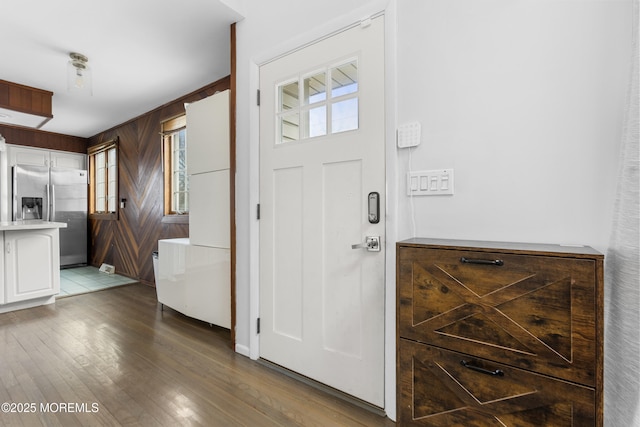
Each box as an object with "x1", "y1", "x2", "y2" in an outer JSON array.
[
  {"x1": 257, "y1": 203, "x2": 260, "y2": 220},
  {"x1": 257, "y1": 89, "x2": 261, "y2": 106},
  {"x1": 257, "y1": 318, "x2": 261, "y2": 334}
]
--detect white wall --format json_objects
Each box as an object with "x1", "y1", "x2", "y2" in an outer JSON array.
[
  {"x1": 396, "y1": 0, "x2": 631, "y2": 252},
  {"x1": 233, "y1": 0, "x2": 632, "y2": 418}
]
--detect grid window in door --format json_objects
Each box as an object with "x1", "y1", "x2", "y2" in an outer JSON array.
[{"x1": 276, "y1": 59, "x2": 358, "y2": 144}]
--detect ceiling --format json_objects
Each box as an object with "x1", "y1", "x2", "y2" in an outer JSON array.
[{"x1": 0, "y1": 0, "x2": 244, "y2": 138}]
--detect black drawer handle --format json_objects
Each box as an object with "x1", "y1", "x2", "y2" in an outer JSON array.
[
  {"x1": 461, "y1": 360, "x2": 504, "y2": 377},
  {"x1": 460, "y1": 257, "x2": 504, "y2": 266}
]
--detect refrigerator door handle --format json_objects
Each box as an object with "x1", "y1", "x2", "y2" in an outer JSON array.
[
  {"x1": 12, "y1": 167, "x2": 17, "y2": 221},
  {"x1": 49, "y1": 184, "x2": 55, "y2": 221}
]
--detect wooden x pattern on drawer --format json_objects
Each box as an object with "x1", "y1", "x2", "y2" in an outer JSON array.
[{"x1": 397, "y1": 248, "x2": 597, "y2": 386}]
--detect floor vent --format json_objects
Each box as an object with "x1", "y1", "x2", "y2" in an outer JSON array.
[{"x1": 99, "y1": 263, "x2": 115, "y2": 275}]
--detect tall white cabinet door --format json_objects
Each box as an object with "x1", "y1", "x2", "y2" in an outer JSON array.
[
  {"x1": 4, "y1": 229, "x2": 60, "y2": 302},
  {"x1": 189, "y1": 170, "x2": 230, "y2": 248},
  {"x1": 186, "y1": 90, "x2": 230, "y2": 175}
]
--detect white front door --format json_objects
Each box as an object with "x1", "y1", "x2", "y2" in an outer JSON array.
[{"x1": 259, "y1": 16, "x2": 385, "y2": 407}]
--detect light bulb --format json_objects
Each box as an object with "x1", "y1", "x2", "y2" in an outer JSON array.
[{"x1": 74, "y1": 68, "x2": 85, "y2": 89}]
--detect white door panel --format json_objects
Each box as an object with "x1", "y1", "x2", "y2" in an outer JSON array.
[{"x1": 260, "y1": 16, "x2": 385, "y2": 406}]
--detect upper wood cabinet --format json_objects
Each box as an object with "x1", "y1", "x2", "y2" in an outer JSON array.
[
  {"x1": 185, "y1": 89, "x2": 230, "y2": 175},
  {"x1": 0, "y1": 80, "x2": 53, "y2": 128}
]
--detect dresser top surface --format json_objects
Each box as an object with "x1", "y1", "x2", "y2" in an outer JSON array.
[{"x1": 398, "y1": 237, "x2": 603, "y2": 258}]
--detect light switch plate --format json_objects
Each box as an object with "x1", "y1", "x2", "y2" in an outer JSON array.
[{"x1": 407, "y1": 169, "x2": 454, "y2": 196}]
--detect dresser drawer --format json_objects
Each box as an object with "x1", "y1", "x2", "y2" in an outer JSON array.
[
  {"x1": 397, "y1": 339, "x2": 595, "y2": 426},
  {"x1": 397, "y1": 246, "x2": 598, "y2": 386}
]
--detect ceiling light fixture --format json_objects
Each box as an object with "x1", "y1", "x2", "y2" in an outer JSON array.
[{"x1": 67, "y1": 52, "x2": 92, "y2": 96}]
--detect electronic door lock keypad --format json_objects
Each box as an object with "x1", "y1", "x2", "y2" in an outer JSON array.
[{"x1": 368, "y1": 192, "x2": 380, "y2": 224}]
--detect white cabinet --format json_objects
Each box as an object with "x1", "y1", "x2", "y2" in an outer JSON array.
[
  {"x1": 7, "y1": 145, "x2": 49, "y2": 167},
  {"x1": 185, "y1": 90, "x2": 231, "y2": 249},
  {"x1": 50, "y1": 150, "x2": 86, "y2": 169},
  {"x1": 157, "y1": 238, "x2": 230, "y2": 328},
  {"x1": 0, "y1": 233, "x2": 4, "y2": 304},
  {"x1": 158, "y1": 90, "x2": 231, "y2": 328},
  {"x1": 3, "y1": 228, "x2": 60, "y2": 303},
  {"x1": 7, "y1": 145, "x2": 86, "y2": 169},
  {"x1": 189, "y1": 170, "x2": 230, "y2": 248},
  {"x1": 186, "y1": 89, "x2": 230, "y2": 175}
]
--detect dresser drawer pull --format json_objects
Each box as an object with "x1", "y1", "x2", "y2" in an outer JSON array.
[
  {"x1": 461, "y1": 360, "x2": 504, "y2": 377},
  {"x1": 460, "y1": 257, "x2": 504, "y2": 266}
]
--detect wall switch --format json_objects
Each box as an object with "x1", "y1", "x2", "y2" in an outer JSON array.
[
  {"x1": 397, "y1": 122, "x2": 421, "y2": 148},
  {"x1": 407, "y1": 169, "x2": 454, "y2": 196}
]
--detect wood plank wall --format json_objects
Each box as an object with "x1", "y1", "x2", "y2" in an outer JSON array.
[{"x1": 88, "y1": 76, "x2": 231, "y2": 285}]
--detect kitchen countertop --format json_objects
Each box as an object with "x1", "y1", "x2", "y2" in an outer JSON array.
[{"x1": 0, "y1": 220, "x2": 68, "y2": 231}]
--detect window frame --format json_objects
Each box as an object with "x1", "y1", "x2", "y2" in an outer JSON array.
[
  {"x1": 88, "y1": 137, "x2": 119, "y2": 221},
  {"x1": 275, "y1": 57, "x2": 359, "y2": 145},
  {"x1": 161, "y1": 114, "x2": 189, "y2": 223}
]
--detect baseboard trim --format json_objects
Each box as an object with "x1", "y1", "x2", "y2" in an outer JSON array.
[
  {"x1": 235, "y1": 343, "x2": 251, "y2": 358},
  {"x1": 257, "y1": 358, "x2": 386, "y2": 417}
]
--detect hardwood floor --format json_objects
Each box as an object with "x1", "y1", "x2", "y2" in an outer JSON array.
[{"x1": 0, "y1": 284, "x2": 395, "y2": 426}]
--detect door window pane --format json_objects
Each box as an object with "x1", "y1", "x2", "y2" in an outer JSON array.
[
  {"x1": 332, "y1": 98, "x2": 359, "y2": 133},
  {"x1": 304, "y1": 72, "x2": 326, "y2": 104},
  {"x1": 279, "y1": 81, "x2": 299, "y2": 111},
  {"x1": 280, "y1": 113, "x2": 300, "y2": 143},
  {"x1": 331, "y1": 61, "x2": 358, "y2": 97},
  {"x1": 305, "y1": 105, "x2": 327, "y2": 138}
]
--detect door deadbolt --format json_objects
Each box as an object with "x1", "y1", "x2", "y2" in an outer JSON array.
[{"x1": 368, "y1": 192, "x2": 380, "y2": 224}]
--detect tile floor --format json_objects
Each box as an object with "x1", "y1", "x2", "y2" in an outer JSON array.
[{"x1": 58, "y1": 266, "x2": 137, "y2": 297}]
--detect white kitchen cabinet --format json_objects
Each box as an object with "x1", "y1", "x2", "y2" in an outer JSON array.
[
  {"x1": 7, "y1": 144, "x2": 86, "y2": 169},
  {"x1": 189, "y1": 169, "x2": 230, "y2": 248},
  {"x1": 3, "y1": 228, "x2": 60, "y2": 303},
  {"x1": 0, "y1": 233, "x2": 4, "y2": 304},
  {"x1": 50, "y1": 150, "x2": 86, "y2": 169},
  {"x1": 186, "y1": 89, "x2": 230, "y2": 175},
  {"x1": 4, "y1": 229, "x2": 60, "y2": 303}
]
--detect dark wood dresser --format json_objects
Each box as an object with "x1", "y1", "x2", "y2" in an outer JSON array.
[{"x1": 396, "y1": 238, "x2": 604, "y2": 426}]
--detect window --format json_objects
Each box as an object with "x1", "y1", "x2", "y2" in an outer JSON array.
[
  {"x1": 162, "y1": 115, "x2": 189, "y2": 217},
  {"x1": 276, "y1": 58, "x2": 359, "y2": 144},
  {"x1": 88, "y1": 138, "x2": 118, "y2": 218}
]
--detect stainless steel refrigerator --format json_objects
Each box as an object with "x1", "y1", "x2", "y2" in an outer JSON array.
[{"x1": 13, "y1": 164, "x2": 88, "y2": 267}]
